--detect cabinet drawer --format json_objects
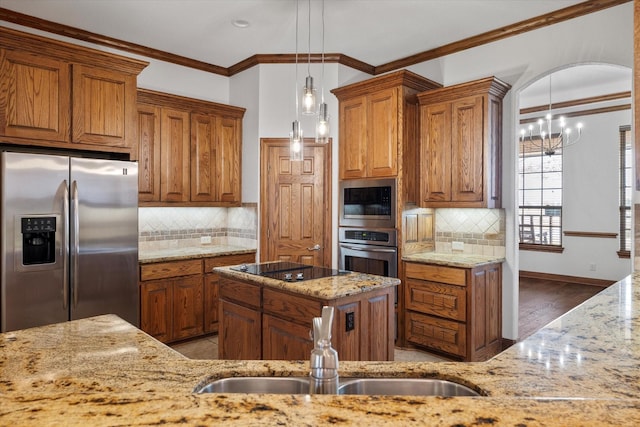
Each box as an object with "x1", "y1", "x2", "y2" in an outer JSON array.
[
  {"x1": 263, "y1": 288, "x2": 322, "y2": 325},
  {"x1": 406, "y1": 311, "x2": 466, "y2": 357},
  {"x1": 219, "y1": 278, "x2": 261, "y2": 309},
  {"x1": 140, "y1": 259, "x2": 203, "y2": 281},
  {"x1": 204, "y1": 253, "x2": 255, "y2": 272},
  {"x1": 405, "y1": 262, "x2": 466, "y2": 286},
  {"x1": 406, "y1": 279, "x2": 466, "y2": 321}
]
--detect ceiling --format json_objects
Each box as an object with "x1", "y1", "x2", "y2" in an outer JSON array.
[{"x1": 0, "y1": 0, "x2": 593, "y2": 70}]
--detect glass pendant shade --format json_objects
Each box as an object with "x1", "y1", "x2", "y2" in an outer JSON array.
[
  {"x1": 302, "y1": 76, "x2": 317, "y2": 115},
  {"x1": 290, "y1": 120, "x2": 304, "y2": 161},
  {"x1": 315, "y1": 102, "x2": 330, "y2": 143}
]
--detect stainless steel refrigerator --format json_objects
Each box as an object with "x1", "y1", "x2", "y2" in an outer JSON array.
[{"x1": 1, "y1": 151, "x2": 139, "y2": 332}]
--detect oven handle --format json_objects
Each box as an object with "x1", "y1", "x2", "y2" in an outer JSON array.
[{"x1": 339, "y1": 244, "x2": 397, "y2": 253}]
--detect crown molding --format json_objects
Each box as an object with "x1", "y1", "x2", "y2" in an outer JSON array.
[{"x1": 0, "y1": 0, "x2": 631, "y2": 77}]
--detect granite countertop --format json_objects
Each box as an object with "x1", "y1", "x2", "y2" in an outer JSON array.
[
  {"x1": 402, "y1": 251, "x2": 506, "y2": 268},
  {"x1": 214, "y1": 265, "x2": 400, "y2": 300},
  {"x1": 1, "y1": 274, "x2": 639, "y2": 425},
  {"x1": 138, "y1": 245, "x2": 256, "y2": 264}
]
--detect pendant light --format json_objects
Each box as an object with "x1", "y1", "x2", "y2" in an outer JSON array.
[
  {"x1": 315, "y1": 0, "x2": 330, "y2": 143},
  {"x1": 290, "y1": 0, "x2": 303, "y2": 161},
  {"x1": 301, "y1": 0, "x2": 316, "y2": 115}
]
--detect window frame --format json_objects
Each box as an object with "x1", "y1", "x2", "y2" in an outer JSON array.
[{"x1": 618, "y1": 125, "x2": 631, "y2": 258}]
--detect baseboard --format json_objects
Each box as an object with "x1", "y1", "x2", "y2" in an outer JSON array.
[{"x1": 519, "y1": 270, "x2": 616, "y2": 287}]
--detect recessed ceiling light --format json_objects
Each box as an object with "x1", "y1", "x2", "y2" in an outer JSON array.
[{"x1": 232, "y1": 19, "x2": 250, "y2": 28}]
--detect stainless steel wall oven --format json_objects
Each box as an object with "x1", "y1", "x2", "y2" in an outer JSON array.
[{"x1": 338, "y1": 228, "x2": 397, "y2": 278}]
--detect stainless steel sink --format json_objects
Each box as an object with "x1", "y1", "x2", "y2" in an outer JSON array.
[
  {"x1": 195, "y1": 376, "x2": 311, "y2": 394},
  {"x1": 195, "y1": 376, "x2": 480, "y2": 396},
  {"x1": 338, "y1": 378, "x2": 480, "y2": 396}
]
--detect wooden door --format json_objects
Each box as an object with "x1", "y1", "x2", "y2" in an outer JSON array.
[
  {"x1": 137, "y1": 104, "x2": 161, "y2": 202},
  {"x1": 367, "y1": 88, "x2": 398, "y2": 177},
  {"x1": 72, "y1": 64, "x2": 136, "y2": 148},
  {"x1": 190, "y1": 112, "x2": 215, "y2": 202},
  {"x1": 172, "y1": 275, "x2": 204, "y2": 341},
  {"x1": 160, "y1": 107, "x2": 190, "y2": 202},
  {"x1": 140, "y1": 279, "x2": 173, "y2": 343},
  {"x1": 260, "y1": 138, "x2": 332, "y2": 266},
  {"x1": 0, "y1": 50, "x2": 70, "y2": 142},
  {"x1": 451, "y1": 95, "x2": 484, "y2": 203},
  {"x1": 262, "y1": 314, "x2": 313, "y2": 360},
  {"x1": 420, "y1": 102, "x2": 452, "y2": 203},
  {"x1": 219, "y1": 299, "x2": 261, "y2": 359},
  {"x1": 215, "y1": 115, "x2": 241, "y2": 203},
  {"x1": 339, "y1": 96, "x2": 367, "y2": 179}
]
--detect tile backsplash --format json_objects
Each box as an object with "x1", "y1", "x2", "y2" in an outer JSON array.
[
  {"x1": 139, "y1": 205, "x2": 257, "y2": 250},
  {"x1": 434, "y1": 208, "x2": 505, "y2": 257}
]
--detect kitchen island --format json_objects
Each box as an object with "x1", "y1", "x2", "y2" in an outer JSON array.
[
  {"x1": 214, "y1": 262, "x2": 400, "y2": 361},
  {"x1": 1, "y1": 273, "x2": 639, "y2": 425}
]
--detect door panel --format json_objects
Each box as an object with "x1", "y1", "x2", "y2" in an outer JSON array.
[{"x1": 260, "y1": 138, "x2": 331, "y2": 267}]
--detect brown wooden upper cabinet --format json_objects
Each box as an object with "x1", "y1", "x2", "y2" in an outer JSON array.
[
  {"x1": 0, "y1": 27, "x2": 146, "y2": 157},
  {"x1": 137, "y1": 89, "x2": 245, "y2": 206},
  {"x1": 417, "y1": 77, "x2": 510, "y2": 208},
  {"x1": 331, "y1": 70, "x2": 441, "y2": 181}
]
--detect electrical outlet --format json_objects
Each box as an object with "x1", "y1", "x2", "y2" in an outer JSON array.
[
  {"x1": 200, "y1": 236, "x2": 212, "y2": 245},
  {"x1": 452, "y1": 241, "x2": 464, "y2": 251},
  {"x1": 589, "y1": 263, "x2": 597, "y2": 271},
  {"x1": 346, "y1": 312, "x2": 355, "y2": 332}
]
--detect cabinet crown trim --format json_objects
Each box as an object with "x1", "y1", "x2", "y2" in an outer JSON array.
[
  {"x1": 137, "y1": 88, "x2": 246, "y2": 118},
  {"x1": 417, "y1": 76, "x2": 511, "y2": 104},
  {"x1": 0, "y1": 27, "x2": 148, "y2": 75},
  {"x1": 331, "y1": 69, "x2": 442, "y2": 100}
]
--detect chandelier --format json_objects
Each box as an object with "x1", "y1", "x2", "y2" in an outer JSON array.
[{"x1": 519, "y1": 74, "x2": 583, "y2": 156}]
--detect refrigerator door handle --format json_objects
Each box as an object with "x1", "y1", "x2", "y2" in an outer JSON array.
[
  {"x1": 63, "y1": 180, "x2": 69, "y2": 311},
  {"x1": 71, "y1": 180, "x2": 80, "y2": 308}
]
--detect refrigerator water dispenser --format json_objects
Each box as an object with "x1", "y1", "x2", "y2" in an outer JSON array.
[{"x1": 21, "y1": 217, "x2": 56, "y2": 265}]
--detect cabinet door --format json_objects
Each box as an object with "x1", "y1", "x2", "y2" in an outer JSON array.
[
  {"x1": 451, "y1": 96, "x2": 484, "y2": 202},
  {"x1": 215, "y1": 115, "x2": 241, "y2": 203},
  {"x1": 420, "y1": 102, "x2": 451, "y2": 203},
  {"x1": 72, "y1": 64, "x2": 136, "y2": 148},
  {"x1": 0, "y1": 50, "x2": 70, "y2": 142},
  {"x1": 172, "y1": 275, "x2": 204, "y2": 341},
  {"x1": 160, "y1": 108, "x2": 190, "y2": 202},
  {"x1": 339, "y1": 95, "x2": 367, "y2": 179},
  {"x1": 140, "y1": 279, "x2": 173, "y2": 343},
  {"x1": 219, "y1": 299, "x2": 261, "y2": 360},
  {"x1": 190, "y1": 113, "x2": 215, "y2": 202},
  {"x1": 469, "y1": 263, "x2": 502, "y2": 361},
  {"x1": 367, "y1": 88, "x2": 398, "y2": 177},
  {"x1": 262, "y1": 313, "x2": 313, "y2": 360},
  {"x1": 137, "y1": 104, "x2": 161, "y2": 202},
  {"x1": 203, "y1": 273, "x2": 220, "y2": 333}
]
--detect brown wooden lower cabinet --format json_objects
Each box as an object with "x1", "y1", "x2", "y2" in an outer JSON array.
[
  {"x1": 218, "y1": 276, "x2": 396, "y2": 361},
  {"x1": 139, "y1": 252, "x2": 255, "y2": 343},
  {"x1": 404, "y1": 261, "x2": 502, "y2": 361}
]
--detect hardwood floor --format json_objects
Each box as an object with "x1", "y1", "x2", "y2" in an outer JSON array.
[{"x1": 518, "y1": 276, "x2": 605, "y2": 340}]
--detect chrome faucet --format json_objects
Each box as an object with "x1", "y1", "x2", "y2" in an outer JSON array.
[{"x1": 309, "y1": 306, "x2": 339, "y2": 394}]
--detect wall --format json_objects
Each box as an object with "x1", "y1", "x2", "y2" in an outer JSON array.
[{"x1": 518, "y1": 109, "x2": 632, "y2": 281}]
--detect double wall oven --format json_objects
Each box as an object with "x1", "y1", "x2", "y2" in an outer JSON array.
[{"x1": 338, "y1": 178, "x2": 397, "y2": 280}]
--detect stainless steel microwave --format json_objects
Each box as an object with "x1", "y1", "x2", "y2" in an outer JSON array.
[{"x1": 339, "y1": 178, "x2": 396, "y2": 228}]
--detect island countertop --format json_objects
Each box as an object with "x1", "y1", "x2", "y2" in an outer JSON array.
[
  {"x1": 214, "y1": 264, "x2": 400, "y2": 300},
  {"x1": 1, "y1": 273, "x2": 639, "y2": 425}
]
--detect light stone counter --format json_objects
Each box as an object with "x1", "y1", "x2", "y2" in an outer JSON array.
[
  {"x1": 214, "y1": 266, "x2": 400, "y2": 300},
  {"x1": 403, "y1": 251, "x2": 505, "y2": 268},
  {"x1": 138, "y1": 245, "x2": 256, "y2": 264},
  {"x1": 1, "y1": 273, "x2": 640, "y2": 425}
]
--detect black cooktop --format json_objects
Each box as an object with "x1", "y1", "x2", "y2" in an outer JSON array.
[{"x1": 231, "y1": 261, "x2": 346, "y2": 282}]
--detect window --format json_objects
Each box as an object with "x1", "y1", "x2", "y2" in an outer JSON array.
[
  {"x1": 618, "y1": 125, "x2": 631, "y2": 258},
  {"x1": 518, "y1": 137, "x2": 563, "y2": 249}
]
